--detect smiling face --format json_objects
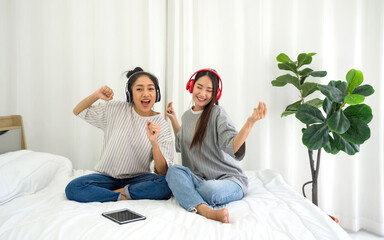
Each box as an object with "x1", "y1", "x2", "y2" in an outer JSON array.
[
  {"x1": 131, "y1": 76, "x2": 157, "y2": 116},
  {"x1": 192, "y1": 75, "x2": 213, "y2": 111}
]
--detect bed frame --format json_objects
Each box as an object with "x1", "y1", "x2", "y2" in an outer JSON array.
[{"x1": 0, "y1": 115, "x2": 26, "y2": 154}]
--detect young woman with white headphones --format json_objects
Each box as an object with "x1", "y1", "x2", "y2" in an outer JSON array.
[{"x1": 65, "y1": 67, "x2": 174, "y2": 203}]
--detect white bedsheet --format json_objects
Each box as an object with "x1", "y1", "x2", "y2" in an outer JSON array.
[{"x1": 0, "y1": 152, "x2": 351, "y2": 240}]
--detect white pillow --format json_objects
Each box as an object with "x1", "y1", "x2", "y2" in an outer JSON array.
[{"x1": 0, "y1": 150, "x2": 72, "y2": 205}]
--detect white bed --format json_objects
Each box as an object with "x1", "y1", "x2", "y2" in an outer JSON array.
[{"x1": 0, "y1": 116, "x2": 351, "y2": 240}]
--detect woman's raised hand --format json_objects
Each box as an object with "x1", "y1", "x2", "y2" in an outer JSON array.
[
  {"x1": 165, "y1": 102, "x2": 177, "y2": 121},
  {"x1": 248, "y1": 101, "x2": 267, "y2": 124},
  {"x1": 146, "y1": 120, "x2": 160, "y2": 143},
  {"x1": 95, "y1": 85, "x2": 114, "y2": 101},
  {"x1": 165, "y1": 102, "x2": 181, "y2": 136}
]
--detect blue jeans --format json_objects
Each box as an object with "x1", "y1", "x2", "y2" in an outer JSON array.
[
  {"x1": 65, "y1": 173, "x2": 171, "y2": 203},
  {"x1": 165, "y1": 165, "x2": 244, "y2": 211}
]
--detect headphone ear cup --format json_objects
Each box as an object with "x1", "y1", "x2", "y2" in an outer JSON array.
[
  {"x1": 216, "y1": 88, "x2": 222, "y2": 101},
  {"x1": 126, "y1": 90, "x2": 131, "y2": 103},
  {"x1": 186, "y1": 79, "x2": 194, "y2": 93},
  {"x1": 156, "y1": 87, "x2": 161, "y2": 102},
  {"x1": 125, "y1": 84, "x2": 132, "y2": 103}
]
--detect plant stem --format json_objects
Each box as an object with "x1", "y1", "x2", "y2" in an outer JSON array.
[
  {"x1": 339, "y1": 102, "x2": 346, "y2": 111},
  {"x1": 297, "y1": 73, "x2": 305, "y2": 104},
  {"x1": 304, "y1": 124, "x2": 322, "y2": 206}
]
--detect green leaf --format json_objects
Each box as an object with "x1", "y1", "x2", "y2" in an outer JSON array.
[
  {"x1": 296, "y1": 104, "x2": 325, "y2": 124},
  {"x1": 346, "y1": 69, "x2": 357, "y2": 85},
  {"x1": 271, "y1": 80, "x2": 286, "y2": 87},
  {"x1": 298, "y1": 69, "x2": 326, "y2": 85},
  {"x1": 306, "y1": 98, "x2": 323, "y2": 109},
  {"x1": 307, "y1": 53, "x2": 317, "y2": 57},
  {"x1": 346, "y1": 69, "x2": 364, "y2": 93},
  {"x1": 297, "y1": 53, "x2": 313, "y2": 68},
  {"x1": 281, "y1": 100, "x2": 301, "y2": 117},
  {"x1": 344, "y1": 94, "x2": 365, "y2": 105},
  {"x1": 308, "y1": 71, "x2": 327, "y2": 78},
  {"x1": 299, "y1": 68, "x2": 313, "y2": 76},
  {"x1": 323, "y1": 135, "x2": 340, "y2": 154},
  {"x1": 276, "y1": 53, "x2": 293, "y2": 63},
  {"x1": 300, "y1": 76, "x2": 308, "y2": 85},
  {"x1": 327, "y1": 110, "x2": 350, "y2": 134},
  {"x1": 271, "y1": 74, "x2": 300, "y2": 89},
  {"x1": 300, "y1": 82, "x2": 318, "y2": 97},
  {"x1": 330, "y1": 80, "x2": 348, "y2": 95},
  {"x1": 278, "y1": 62, "x2": 298, "y2": 73},
  {"x1": 302, "y1": 123, "x2": 329, "y2": 150},
  {"x1": 322, "y1": 97, "x2": 335, "y2": 116},
  {"x1": 341, "y1": 118, "x2": 370, "y2": 144},
  {"x1": 344, "y1": 104, "x2": 373, "y2": 124},
  {"x1": 318, "y1": 81, "x2": 347, "y2": 103},
  {"x1": 352, "y1": 84, "x2": 375, "y2": 96},
  {"x1": 318, "y1": 85, "x2": 343, "y2": 103},
  {"x1": 333, "y1": 133, "x2": 360, "y2": 155}
]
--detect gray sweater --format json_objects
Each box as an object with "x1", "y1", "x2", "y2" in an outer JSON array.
[{"x1": 175, "y1": 105, "x2": 248, "y2": 193}]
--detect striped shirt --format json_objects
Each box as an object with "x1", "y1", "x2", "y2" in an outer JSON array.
[
  {"x1": 175, "y1": 105, "x2": 248, "y2": 193},
  {"x1": 78, "y1": 101, "x2": 174, "y2": 179}
]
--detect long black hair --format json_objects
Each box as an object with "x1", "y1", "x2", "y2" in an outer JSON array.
[{"x1": 189, "y1": 70, "x2": 220, "y2": 152}]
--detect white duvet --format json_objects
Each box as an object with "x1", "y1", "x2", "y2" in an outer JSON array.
[{"x1": 0, "y1": 151, "x2": 351, "y2": 240}]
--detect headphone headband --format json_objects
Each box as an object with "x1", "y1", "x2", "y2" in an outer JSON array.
[{"x1": 186, "y1": 68, "x2": 223, "y2": 101}]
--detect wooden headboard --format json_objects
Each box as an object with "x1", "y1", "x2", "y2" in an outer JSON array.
[{"x1": 0, "y1": 115, "x2": 27, "y2": 154}]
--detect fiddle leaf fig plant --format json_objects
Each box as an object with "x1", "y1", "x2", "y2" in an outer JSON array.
[{"x1": 272, "y1": 52, "x2": 374, "y2": 206}]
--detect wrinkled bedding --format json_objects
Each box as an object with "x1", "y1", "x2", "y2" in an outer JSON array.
[{"x1": 0, "y1": 151, "x2": 351, "y2": 240}]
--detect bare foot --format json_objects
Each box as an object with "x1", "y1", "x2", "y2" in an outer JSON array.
[
  {"x1": 113, "y1": 188, "x2": 128, "y2": 200},
  {"x1": 196, "y1": 204, "x2": 229, "y2": 223}
]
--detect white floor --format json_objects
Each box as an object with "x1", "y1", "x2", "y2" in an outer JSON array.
[{"x1": 347, "y1": 230, "x2": 384, "y2": 240}]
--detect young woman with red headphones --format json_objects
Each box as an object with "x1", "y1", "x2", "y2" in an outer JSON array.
[
  {"x1": 65, "y1": 67, "x2": 174, "y2": 203},
  {"x1": 165, "y1": 68, "x2": 267, "y2": 223}
]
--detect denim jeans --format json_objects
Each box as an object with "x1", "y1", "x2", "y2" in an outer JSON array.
[
  {"x1": 165, "y1": 165, "x2": 244, "y2": 211},
  {"x1": 65, "y1": 173, "x2": 171, "y2": 203}
]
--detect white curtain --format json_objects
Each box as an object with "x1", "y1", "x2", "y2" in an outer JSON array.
[{"x1": 0, "y1": 0, "x2": 383, "y2": 236}]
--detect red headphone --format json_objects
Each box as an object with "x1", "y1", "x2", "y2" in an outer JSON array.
[{"x1": 186, "y1": 69, "x2": 223, "y2": 101}]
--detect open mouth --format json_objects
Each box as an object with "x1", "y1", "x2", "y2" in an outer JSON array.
[{"x1": 141, "y1": 100, "x2": 151, "y2": 107}]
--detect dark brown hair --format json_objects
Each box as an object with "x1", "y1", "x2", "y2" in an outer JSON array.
[
  {"x1": 126, "y1": 67, "x2": 159, "y2": 92},
  {"x1": 189, "y1": 70, "x2": 220, "y2": 152},
  {"x1": 125, "y1": 67, "x2": 160, "y2": 103}
]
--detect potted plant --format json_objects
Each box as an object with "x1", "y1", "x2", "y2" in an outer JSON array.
[{"x1": 271, "y1": 52, "x2": 375, "y2": 206}]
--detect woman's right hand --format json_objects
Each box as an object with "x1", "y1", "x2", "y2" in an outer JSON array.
[
  {"x1": 95, "y1": 85, "x2": 114, "y2": 101},
  {"x1": 165, "y1": 102, "x2": 177, "y2": 120},
  {"x1": 73, "y1": 85, "x2": 113, "y2": 115}
]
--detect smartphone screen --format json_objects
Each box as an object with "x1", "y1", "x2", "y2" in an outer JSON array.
[{"x1": 102, "y1": 208, "x2": 146, "y2": 224}]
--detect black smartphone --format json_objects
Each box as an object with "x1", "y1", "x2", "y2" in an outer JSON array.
[{"x1": 102, "y1": 208, "x2": 146, "y2": 224}]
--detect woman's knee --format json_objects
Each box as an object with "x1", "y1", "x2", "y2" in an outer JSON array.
[
  {"x1": 128, "y1": 175, "x2": 171, "y2": 200},
  {"x1": 64, "y1": 175, "x2": 93, "y2": 200},
  {"x1": 65, "y1": 179, "x2": 79, "y2": 200},
  {"x1": 155, "y1": 176, "x2": 172, "y2": 199},
  {"x1": 165, "y1": 165, "x2": 189, "y2": 182},
  {"x1": 198, "y1": 180, "x2": 243, "y2": 206}
]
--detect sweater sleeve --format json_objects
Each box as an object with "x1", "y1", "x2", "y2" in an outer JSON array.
[
  {"x1": 157, "y1": 118, "x2": 175, "y2": 167},
  {"x1": 175, "y1": 130, "x2": 181, "y2": 153},
  {"x1": 174, "y1": 112, "x2": 185, "y2": 153},
  {"x1": 216, "y1": 107, "x2": 246, "y2": 161},
  {"x1": 77, "y1": 102, "x2": 108, "y2": 130}
]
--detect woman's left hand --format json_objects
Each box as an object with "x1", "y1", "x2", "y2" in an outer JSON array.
[
  {"x1": 248, "y1": 101, "x2": 267, "y2": 124},
  {"x1": 146, "y1": 120, "x2": 160, "y2": 143}
]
